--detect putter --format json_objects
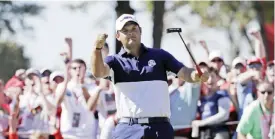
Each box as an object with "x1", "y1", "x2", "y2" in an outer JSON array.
[{"x1": 167, "y1": 28, "x2": 202, "y2": 76}]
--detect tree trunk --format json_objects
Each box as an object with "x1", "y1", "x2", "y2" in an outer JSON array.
[
  {"x1": 152, "y1": 1, "x2": 165, "y2": 49},
  {"x1": 115, "y1": 1, "x2": 135, "y2": 54}
]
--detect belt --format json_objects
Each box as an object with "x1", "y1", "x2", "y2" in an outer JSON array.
[{"x1": 119, "y1": 117, "x2": 170, "y2": 124}]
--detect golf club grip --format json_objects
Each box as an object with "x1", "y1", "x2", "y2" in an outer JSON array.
[
  {"x1": 167, "y1": 28, "x2": 182, "y2": 33},
  {"x1": 195, "y1": 65, "x2": 203, "y2": 77}
]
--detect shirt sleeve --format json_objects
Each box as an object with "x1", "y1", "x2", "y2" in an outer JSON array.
[
  {"x1": 236, "y1": 103, "x2": 255, "y2": 135},
  {"x1": 161, "y1": 49, "x2": 184, "y2": 74},
  {"x1": 54, "y1": 83, "x2": 67, "y2": 106},
  {"x1": 9, "y1": 133, "x2": 18, "y2": 139},
  {"x1": 104, "y1": 56, "x2": 115, "y2": 69}
]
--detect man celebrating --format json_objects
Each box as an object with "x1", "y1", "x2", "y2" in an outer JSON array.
[{"x1": 91, "y1": 14, "x2": 209, "y2": 139}]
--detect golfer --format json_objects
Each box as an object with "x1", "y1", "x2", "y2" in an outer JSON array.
[{"x1": 91, "y1": 14, "x2": 209, "y2": 139}]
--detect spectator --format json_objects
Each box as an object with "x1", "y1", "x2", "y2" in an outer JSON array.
[
  {"x1": 192, "y1": 67, "x2": 231, "y2": 139},
  {"x1": 55, "y1": 59, "x2": 97, "y2": 139},
  {"x1": 170, "y1": 78, "x2": 200, "y2": 139},
  {"x1": 40, "y1": 68, "x2": 52, "y2": 94},
  {"x1": 237, "y1": 81, "x2": 274, "y2": 139},
  {"x1": 94, "y1": 78, "x2": 116, "y2": 132},
  {"x1": 208, "y1": 50, "x2": 230, "y2": 79},
  {"x1": 49, "y1": 71, "x2": 64, "y2": 92},
  {"x1": 236, "y1": 56, "x2": 264, "y2": 119},
  {"x1": 5, "y1": 69, "x2": 25, "y2": 90}
]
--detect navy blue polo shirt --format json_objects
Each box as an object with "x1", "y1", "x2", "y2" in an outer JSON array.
[{"x1": 104, "y1": 43, "x2": 185, "y2": 118}]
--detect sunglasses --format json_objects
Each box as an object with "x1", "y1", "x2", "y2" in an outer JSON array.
[
  {"x1": 211, "y1": 58, "x2": 223, "y2": 63},
  {"x1": 248, "y1": 63, "x2": 262, "y2": 69},
  {"x1": 260, "y1": 91, "x2": 273, "y2": 95}
]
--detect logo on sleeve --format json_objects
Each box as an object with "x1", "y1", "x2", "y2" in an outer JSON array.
[{"x1": 148, "y1": 60, "x2": 156, "y2": 67}]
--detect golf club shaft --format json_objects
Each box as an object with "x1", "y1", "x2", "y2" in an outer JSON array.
[{"x1": 177, "y1": 32, "x2": 202, "y2": 76}]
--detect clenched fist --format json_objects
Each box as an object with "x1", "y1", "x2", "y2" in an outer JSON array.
[
  {"x1": 191, "y1": 70, "x2": 209, "y2": 83},
  {"x1": 95, "y1": 33, "x2": 108, "y2": 49}
]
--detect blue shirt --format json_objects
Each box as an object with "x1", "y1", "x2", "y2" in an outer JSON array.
[
  {"x1": 236, "y1": 81, "x2": 256, "y2": 120},
  {"x1": 169, "y1": 83, "x2": 200, "y2": 129},
  {"x1": 104, "y1": 44, "x2": 185, "y2": 118}
]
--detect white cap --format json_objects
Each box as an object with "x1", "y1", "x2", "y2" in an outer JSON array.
[
  {"x1": 116, "y1": 14, "x2": 139, "y2": 31},
  {"x1": 232, "y1": 57, "x2": 246, "y2": 67},
  {"x1": 209, "y1": 50, "x2": 223, "y2": 61},
  {"x1": 26, "y1": 68, "x2": 41, "y2": 77},
  {"x1": 50, "y1": 71, "x2": 64, "y2": 82},
  {"x1": 15, "y1": 69, "x2": 25, "y2": 77}
]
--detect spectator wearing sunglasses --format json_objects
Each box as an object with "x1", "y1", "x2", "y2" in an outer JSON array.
[
  {"x1": 237, "y1": 81, "x2": 274, "y2": 139},
  {"x1": 235, "y1": 56, "x2": 265, "y2": 120}
]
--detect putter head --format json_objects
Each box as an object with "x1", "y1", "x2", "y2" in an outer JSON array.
[{"x1": 167, "y1": 28, "x2": 182, "y2": 33}]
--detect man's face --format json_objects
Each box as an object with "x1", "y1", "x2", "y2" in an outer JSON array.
[
  {"x1": 266, "y1": 63, "x2": 274, "y2": 83},
  {"x1": 210, "y1": 57, "x2": 224, "y2": 70},
  {"x1": 70, "y1": 62, "x2": 86, "y2": 80},
  {"x1": 199, "y1": 63, "x2": 209, "y2": 73},
  {"x1": 205, "y1": 72, "x2": 219, "y2": 93},
  {"x1": 258, "y1": 83, "x2": 274, "y2": 107},
  {"x1": 117, "y1": 22, "x2": 141, "y2": 50}
]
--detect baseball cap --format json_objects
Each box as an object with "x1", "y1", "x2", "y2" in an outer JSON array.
[
  {"x1": 40, "y1": 68, "x2": 52, "y2": 76},
  {"x1": 247, "y1": 56, "x2": 262, "y2": 65},
  {"x1": 232, "y1": 57, "x2": 246, "y2": 67},
  {"x1": 116, "y1": 14, "x2": 139, "y2": 31},
  {"x1": 50, "y1": 71, "x2": 64, "y2": 82},
  {"x1": 15, "y1": 69, "x2": 26, "y2": 77},
  {"x1": 26, "y1": 68, "x2": 41, "y2": 79},
  {"x1": 209, "y1": 50, "x2": 223, "y2": 61}
]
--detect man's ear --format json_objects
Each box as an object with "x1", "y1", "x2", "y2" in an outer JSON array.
[
  {"x1": 139, "y1": 27, "x2": 142, "y2": 34},
  {"x1": 116, "y1": 32, "x2": 120, "y2": 41}
]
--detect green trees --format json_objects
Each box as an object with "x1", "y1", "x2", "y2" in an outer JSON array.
[{"x1": 0, "y1": 1, "x2": 44, "y2": 82}]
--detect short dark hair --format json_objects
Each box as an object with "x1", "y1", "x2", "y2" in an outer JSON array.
[{"x1": 72, "y1": 59, "x2": 87, "y2": 69}]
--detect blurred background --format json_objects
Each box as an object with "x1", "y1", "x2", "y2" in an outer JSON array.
[{"x1": 0, "y1": 0, "x2": 274, "y2": 82}]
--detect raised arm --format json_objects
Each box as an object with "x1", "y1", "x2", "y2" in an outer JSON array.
[
  {"x1": 56, "y1": 38, "x2": 73, "y2": 106},
  {"x1": 199, "y1": 40, "x2": 210, "y2": 56},
  {"x1": 32, "y1": 75, "x2": 56, "y2": 115},
  {"x1": 91, "y1": 34, "x2": 110, "y2": 78},
  {"x1": 251, "y1": 30, "x2": 266, "y2": 58},
  {"x1": 56, "y1": 61, "x2": 70, "y2": 106}
]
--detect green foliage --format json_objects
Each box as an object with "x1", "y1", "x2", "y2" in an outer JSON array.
[
  {"x1": 186, "y1": 1, "x2": 257, "y2": 28},
  {"x1": 0, "y1": 41, "x2": 29, "y2": 82},
  {"x1": 0, "y1": 1, "x2": 44, "y2": 36}
]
